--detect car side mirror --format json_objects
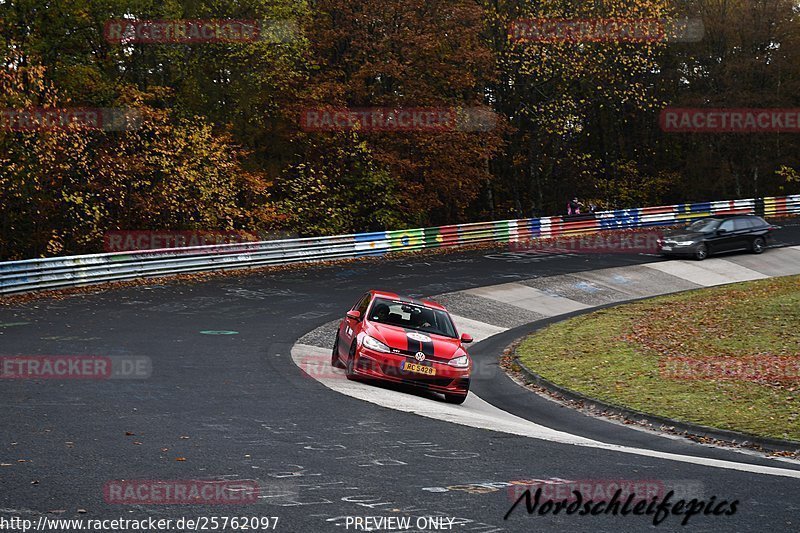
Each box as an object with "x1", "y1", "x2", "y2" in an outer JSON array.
[
  {"x1": 460, "y1": 333, "x2": 473, "y2": 344},
  {"x1": 346, "y1": 310, "x2": 361, "y2": 321},
  {"x1": 716, "y1": 228, "x2": 727, "y2": 235}
]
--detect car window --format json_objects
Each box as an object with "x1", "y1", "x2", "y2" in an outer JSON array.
[
  {"x1": 719, "y1": 220, "x2": 734, "y2": 232},
  {"x1": 686, "y1": 218, "x2": 720, "y2": 232},
  {"x1": 733, "y1": 218, "x2": 751, "y2": 231},
  {"x1": 353, "y1": 293, "x2": 371, "y2": 317},
  {"x1": 749, "y1": 216, "x2": 768, "y2": 228},
  {"x1": 368, "y1": 297, "x2": 457, "y2": 338}
]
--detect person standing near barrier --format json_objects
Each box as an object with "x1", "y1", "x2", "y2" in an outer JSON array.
[{"x1": 567, "y1": 197, "x2": 582, "y2": 215}]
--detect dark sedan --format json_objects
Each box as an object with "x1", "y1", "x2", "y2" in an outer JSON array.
[{"x1": 657, "y1": 215, "x2": 779, "y2": 260}]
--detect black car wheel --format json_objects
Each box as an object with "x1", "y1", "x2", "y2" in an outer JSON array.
[
  {"x1": 331, "y1": 332, "x2": 345, "y2": 368},
  {"x1": 443, "y1": 392, "x2": 468, "y2": 405},
  {"x1": 345, "y1": 341, "x2": 359, "y2": 380},
  {"x1": 751, "y1": 236, "x2": 766, "y2": 254},
  {"x1": 444, "y1": 381, "x2": 469, "y2": 404},
  {"x1": 694, "y1": 243, "x2": 708, "y2": 261}
]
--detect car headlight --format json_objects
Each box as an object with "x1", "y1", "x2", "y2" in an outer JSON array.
[
  {"x1": 673, "y1": 241, "x2": 696, "y2": 246},
  {"x1": 362, "y1": 335, "x2": 391, "y2": 353},
  {"x1": 448, "y1": 355, "x2": 470, "y2": 368}
]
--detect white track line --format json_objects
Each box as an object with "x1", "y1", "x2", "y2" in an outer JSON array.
[
  {"x1": 294, "y1": 249, "x2": 800, "y2": 478},
  {"x1": 293, "y1": 344, "x2": 800, "y2": 479}
]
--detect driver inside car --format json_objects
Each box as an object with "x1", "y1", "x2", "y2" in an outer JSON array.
[
  {"x1": 371, "y1": 303, "x2": 390, "y2": 322},
  {"x1": 412, "y1": 309, "x2": 434, "y2": 329}
]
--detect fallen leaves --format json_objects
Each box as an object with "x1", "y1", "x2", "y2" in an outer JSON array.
[
  {"x1": 515, "y1": 274, "x2": 800, "y2": 442},
  {"x1": 620, "y1": 277, "x2": 800, "y2": 391}
]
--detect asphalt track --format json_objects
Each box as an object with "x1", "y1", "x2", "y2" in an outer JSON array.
[{"x1": 2, "y1": 224, "x2": 800, "y2": 533}]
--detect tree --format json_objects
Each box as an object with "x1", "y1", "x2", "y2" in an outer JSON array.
[
  {"x1": 282, "y1": 0, "x2": 506, "y2": 230},
  {"x1": 0, "y1": 50, "x2": 273, "y2": 259}
]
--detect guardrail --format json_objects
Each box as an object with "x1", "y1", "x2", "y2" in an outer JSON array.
[{"x1": 2, "y1": 195, "x2": 798, "y2": 295}]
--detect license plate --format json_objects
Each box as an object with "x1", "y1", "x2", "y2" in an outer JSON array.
[
  {"x1": 402, "y1": 362, "x2": 436, "y2": 376},
  {"x1": 661, "y1": 246, "x2": 672, "y2": 251}
]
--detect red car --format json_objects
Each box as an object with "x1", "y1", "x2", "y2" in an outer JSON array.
[{"x1": 332, "y1": 290, "x2": 474, "y2": 404}]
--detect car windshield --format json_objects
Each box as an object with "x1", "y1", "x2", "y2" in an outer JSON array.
[
  {"x1": 685, "y1": 218, "x2": 721, "y2": 233},
  {"x1": 367, "y1": 297, "x2": 457, "y2": 338}
]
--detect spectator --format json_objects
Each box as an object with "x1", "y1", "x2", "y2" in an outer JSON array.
[{"x1": 567, "y1": 197, "x2": 582, "y2": 215}]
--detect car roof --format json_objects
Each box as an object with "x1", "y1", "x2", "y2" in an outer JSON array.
[
  {"x1": 370, "y1": 290, "x2": 447, "y2": 311},
  {"x1": 696, "y1": 214, "x2": 760, "y2": 220}
]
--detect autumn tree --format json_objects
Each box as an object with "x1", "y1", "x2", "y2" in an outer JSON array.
[
  {"x1": 651, "y1": 0, "x2": 800, "y2": 200},
  {"x1": 483, "y1": 0, "x2": 681, "y2": 215},
  {"x1": 0, "y1": 50, "x2": 272, "y2": 259},
  {"x1": 2, "y1": 0, "x2": 800, "y2": 259},
  {"x1": 279, "y1": 0, "x2": 506, "y2": 231}
]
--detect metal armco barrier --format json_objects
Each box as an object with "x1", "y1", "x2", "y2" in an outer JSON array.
[{"x1": 2, "y1": 195, "x2": 799, "y2": 295}]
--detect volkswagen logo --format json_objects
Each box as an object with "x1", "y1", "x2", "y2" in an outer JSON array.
[{"x1": 414, "y1": 352, "x2": 426, "y2": 362}]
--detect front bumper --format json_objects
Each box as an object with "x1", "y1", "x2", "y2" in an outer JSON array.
[
  {"x1": 658, "y1": 241, "x2": 700, "y2": 255},
  {"x1": 351, "y1": 346, "x2": 471, "y2": 395}
]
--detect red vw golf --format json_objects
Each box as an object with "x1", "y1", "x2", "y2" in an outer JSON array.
[{"x1": 332, "y1": 290, "x2": 474, "y2": 404}]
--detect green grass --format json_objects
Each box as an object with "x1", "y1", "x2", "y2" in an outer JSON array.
[{"x1": 516, "y1": 275, "x2": 800, "y2": 442}]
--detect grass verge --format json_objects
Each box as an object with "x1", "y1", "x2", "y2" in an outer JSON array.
[{"x1": 515, "y1": 275, "x2": 800, "y2": 441}]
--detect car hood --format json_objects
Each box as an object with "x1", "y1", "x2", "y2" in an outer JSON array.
[
  {"x1": 663, "y1": 230, "x2": 706, "y2": 241},
  {"x1": 365, "y1": 321, "x2": 464, "y2": 359}
]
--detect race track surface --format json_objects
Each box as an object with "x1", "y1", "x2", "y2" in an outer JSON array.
[{"x1": 2, "y1": 224, "x2": 800, "y2": 533}]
